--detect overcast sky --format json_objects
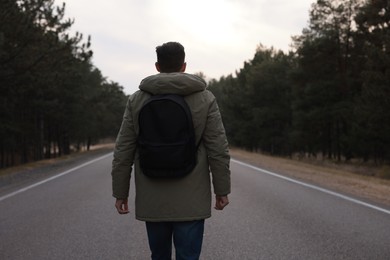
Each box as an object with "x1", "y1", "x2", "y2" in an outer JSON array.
[{"x1": 59, "y1": 0, "x2": 315, "y2": 94}]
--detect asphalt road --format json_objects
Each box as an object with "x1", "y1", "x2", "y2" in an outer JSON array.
[{"x1": 0, "y1": 152, "x2": 389, "y2": 260}]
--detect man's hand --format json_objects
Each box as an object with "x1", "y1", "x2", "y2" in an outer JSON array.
[
  {"x1": 115, "y1": 198, "x2": 130, "y2": 214},
  {"x1": 214, "y1": 195, "x2": 229, "y2": 210}
]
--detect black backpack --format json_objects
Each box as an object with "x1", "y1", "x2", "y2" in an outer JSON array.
[{"x1": 138, "y1": 94, "x2": 197, "y2": 178}]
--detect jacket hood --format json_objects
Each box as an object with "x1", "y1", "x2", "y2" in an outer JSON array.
[{"x1": 139, "y1": 73, "x2": 207, "y2": 96}]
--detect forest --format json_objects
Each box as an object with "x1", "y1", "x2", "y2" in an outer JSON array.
[
  {"x1": 0, "y1": 0, "x2": 127, "y2": 168},
  {"x1": 1, "y1": 0, "x2": 389, "y2": 169},
  {"x1": 208, "y1": 0, "x2": 390, "y2": 164}
]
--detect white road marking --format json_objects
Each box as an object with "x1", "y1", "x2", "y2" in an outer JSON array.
[
  {"x1": 232, "y1": 159, "x2": 390, "y2": 215},
  {"x1": 2, "y1": 155, "x2": 388, "y2": 216},
  {"x1": 0, "y1": 153, "x2": 113, "y2": 202}
]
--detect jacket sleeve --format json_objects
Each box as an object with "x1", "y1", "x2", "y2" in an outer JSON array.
[
  {"x1": 111, "y1": 97, "x2": 138, "y2": 199},
  {"x1": 203, "y1": 94, "x2": 231, "y2": 196}
]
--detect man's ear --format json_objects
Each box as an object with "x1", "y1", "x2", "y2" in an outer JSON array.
[
  {"x1": 155, "y1": 62, "x2": 161, "y2": 72},
  {"x1": 180, "y1": 62, "x2": 187, "y2": 72}
]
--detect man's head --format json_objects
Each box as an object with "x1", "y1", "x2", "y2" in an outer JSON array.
[{"x1": 155, "y1": 42, "x2": 186, "y2": 73}]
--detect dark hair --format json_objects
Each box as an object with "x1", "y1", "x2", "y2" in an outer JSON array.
[{"x1": 156, "y1": 42, "x2": 185, "y2": 72}]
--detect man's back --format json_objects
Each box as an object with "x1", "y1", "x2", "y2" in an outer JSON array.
[{"x1": 112, "y1": 72, "x2": 230, "y2": 221}]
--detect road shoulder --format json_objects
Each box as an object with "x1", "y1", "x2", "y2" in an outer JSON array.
[
  {"x1": 230, "y1": 148, "x2": 390, "y2": 207},
  {"x1": 0, "y1": 145, "x2": 114, "y2": 198}
]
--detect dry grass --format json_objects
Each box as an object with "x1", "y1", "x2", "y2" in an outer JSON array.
[{"x1": 230, "y1": 148, "x2": 390, "y2": 207}]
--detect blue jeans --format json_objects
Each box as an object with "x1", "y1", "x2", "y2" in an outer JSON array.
[{"x1": 145, "y1": 220, "x2": 205, "y2": 260}]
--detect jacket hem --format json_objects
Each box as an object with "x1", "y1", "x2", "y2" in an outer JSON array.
[{"x1": 135, "y1": 214, "x2": 211, "y2": 222}]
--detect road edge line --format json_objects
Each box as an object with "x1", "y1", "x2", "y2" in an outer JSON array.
[
  {"x1": 231, "y1": 159, "x2": 390, "y2": 215},
  {"x1": 0, "y1": 152, "x2": 113, "y2": 202}
]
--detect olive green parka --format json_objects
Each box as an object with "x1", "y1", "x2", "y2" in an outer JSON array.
[{"x1": 111, "y1": 72, "x2": 231, "y2": 222}]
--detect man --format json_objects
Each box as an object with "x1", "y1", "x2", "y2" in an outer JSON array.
[{"x1": 111, "y1": 41, "x2": 231, "y2": 260}]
